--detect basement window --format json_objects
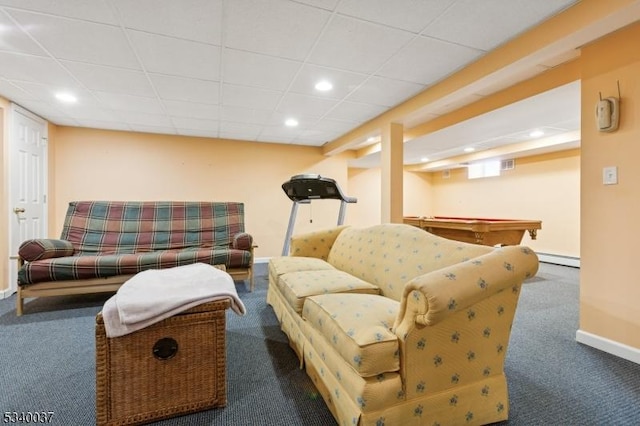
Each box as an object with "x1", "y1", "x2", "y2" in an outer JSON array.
[{"x1": 468, "y1": 160, "x2": 501, "y2": 179}]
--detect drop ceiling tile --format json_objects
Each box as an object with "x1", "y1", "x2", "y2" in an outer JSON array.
[
  {"x1": 219, "y1": 121, "x2": 263, "y2": 140},
  {"x1": 129, "y1": 124, "x2": 178, "y2": 135},
  {"x1": 0, "y1": 79, "x2": 38, "y2": 101},
  {"x1": 223, "y1": 49, "x2": 300, "y2": 91},
  {"x1": 149, "y1": 74, "x2": 219, "y2": 105},
  {"x1": 11, "y1": 99, "x2": 69, "y2": 120},
  {"x1": 347, "y1": 76, "x2": 425, "y2": 107},
  {"x1": 308, "y1": 14, "x2": 414, "y2": 74},
  {"x1": 325, "y1": 100, "x2": 386, "y2": 122},
  {"x1": 61, "y1": 61, "x2": 156, "y2": 97},
  {"x1": 266, "y1": 110, "x2": 319, "y2": 128},
  {"x1": 225, "y1": 0, "x2": 330, "y2": 61},
  {"x1": 337, "y1": 0, "x2": 456, "y2": 33},
  {"x1": 171, "y1": 116, "x2": 219, "y2": 132},
  {"x1": 258, "y1": 125, "x2": 301, "y2": 143},
  {"x1": 220, "y1": 105, "x2": 272, "y2": 125},
  {"x1": 13, "y1": 80, "x2": 100, "y2": 105},
  {"x1": 0, "y1": 10, "x2": 48, "y2": 56},
  {"x1": 93, "y1": 91, "x2": 165, "y2": 113},
  {"x1": 117, "y1": 110, "x2": 174, "y2": 127},
  {"x1": 310, "y1": 117, "x2": 359, "y2": 135},
  {"x1": 294, "y1": 0, "x2": 339, "y2": 11},
  {"x1": 378, "y1": 35, "x2": 483, "y2": 85},
  {"x1": 7, "y1": 10, "x2": 139, "y2": 69},
  {"x1": 111, "y1": 0, "x2": 222, "y2": 45},
  {"x1": 59, "y1": 105, "x2": 120, "y2": 121},
  {"x1": 176, "y1": 128, "x2": 217, "y2": 138},
  {"x1": 128, "y1": 30, "x2": 220, "y2": 80},
  {"x1": 163, "y1": 99, "x2": 219, "y2": 120},
  {"x1": 75, "y1": 119, "x2": 131, "y2": 131},
  {"x1": 221, "y1": 84, "x2": 282, "y2": 111},
  {"x1": 0, "y1": 0, "x2": 118, "y2": 24},
  {"x1": 289, "y1": 64, "x2": 367, "y2": 99},
  {"x1": 422, "y1": 0, "x2": 578, "y2": 51},
  {"x1": 277, "y1": 93, "x2": 338, "y2": 117},
  {"x1": 293, "y1": 128, "x2": 341, "y2": 145},
  {"x1": 0, "y1": 52, "x2": 78, "y2": 86},
  {"x1": 48, "y1": 116, "x2": 80, "y2": 127}
]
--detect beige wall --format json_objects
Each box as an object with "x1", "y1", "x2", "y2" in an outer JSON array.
[
  {"x1": 580, "y1": 22, "x2": 640, "y2": 350},
  {"x1": 429, "y1": 149, "x2": 580, "y2": 257},
  {"x1": 348, "y1": 167, "x2": 433, "y2": 227},
  {"x1": 51, "y1": 126, "x2": 352, "y2": 259}
]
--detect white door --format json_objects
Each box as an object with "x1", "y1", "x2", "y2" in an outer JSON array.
[{"x1": 8, "y1": 104, "x2": 48, "y2": 294}]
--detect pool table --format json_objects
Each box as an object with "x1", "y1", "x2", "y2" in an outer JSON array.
[{"x1": 403, "y1": 216, "x2": 542, "y2": 246}]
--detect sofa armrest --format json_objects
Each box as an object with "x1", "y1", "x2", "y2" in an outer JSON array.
[
  {"x1": 394, "y1": 246, "x2": 539, "y2": 331},
  {"x1": 288, "y1": 225, "x2": 349, "y2": 260},
  {"x1": 232, "y1": 232, "x2": 254, "y2": 250},
  {"x1": 18, "y1": 239, "x2": 75, "y2": 262}
]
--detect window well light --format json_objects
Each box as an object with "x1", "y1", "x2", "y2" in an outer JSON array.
[
  {"x1": 285, "y1": 118, "x2": 299, "y2": 127},
  {"x1": 314, "y1": 80, "x2": 333, "y2": 91},
  {"x1": 529, "y1": 129, "x2": 544, "y2": 138},
  {"x1": 55, "y1": 92, "x2": 77, "y2": 103}
]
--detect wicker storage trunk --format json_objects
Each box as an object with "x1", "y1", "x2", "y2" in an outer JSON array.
[{"x1": 95, "y1": 300, "x2": 230, "y2": 426}]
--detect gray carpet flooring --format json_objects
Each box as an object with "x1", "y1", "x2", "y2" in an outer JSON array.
[{"x1": 0, "y1": 262, "x2": 638, "y2": 425}]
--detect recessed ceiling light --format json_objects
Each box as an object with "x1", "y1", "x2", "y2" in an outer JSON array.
[
  {"x1": 285, "y1": 118, "x2": 298, "y2": 127},
  {"x1": 366, "y1": 136, "x2": 376, "y2": 142},
  {"x1": 55, "y1": 92, "x2": 77, "y2": 103},
  {"x1": 420, "y1": 157, "x2": 429, "y2": 162},
  {"x1": 314, "y1": 80, "x2": 333, "y2": 91},
  {"x1": 529, "y1": 129, "x2": 544, "y2": 138},
  {"x1": 463, "y1": 147, "x2": 475, "y2": 153}
]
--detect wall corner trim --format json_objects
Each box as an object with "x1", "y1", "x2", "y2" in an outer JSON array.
[{"x1": 576, "y1": 329, "x2": 640, "y2": 365}]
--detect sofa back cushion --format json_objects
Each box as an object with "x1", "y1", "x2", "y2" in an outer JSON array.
[
  {"x1": 326, "y1": 223, "x2": 493, "y2": 301},
  {"x1": 60, "y1": 201, "x2": 245, "y2": 255}
]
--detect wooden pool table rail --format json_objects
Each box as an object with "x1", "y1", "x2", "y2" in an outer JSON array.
[{"x1": 403, "y1": 216, "x2": 542, "y2": 246}]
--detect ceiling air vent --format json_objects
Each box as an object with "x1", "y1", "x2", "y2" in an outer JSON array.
[
  {"x1": 501, "y1": 159, "x2": 515, "y2": 171},
  {"x1": 442, "y1": 169, "x2": 450, "y2": 179}
]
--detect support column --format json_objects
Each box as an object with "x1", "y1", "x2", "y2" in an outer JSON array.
[{"x1": 380, "y1": 122, "x2": 403, "y2": 223}]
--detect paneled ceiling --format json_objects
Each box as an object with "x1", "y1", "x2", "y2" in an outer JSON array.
[{"x1": 0, "y1": 0, "x2": 632, "y2": 167}]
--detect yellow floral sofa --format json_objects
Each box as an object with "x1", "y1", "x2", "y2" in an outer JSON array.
[{"x1": 267, "y1": 223, "x2": 539, "y2": 425}]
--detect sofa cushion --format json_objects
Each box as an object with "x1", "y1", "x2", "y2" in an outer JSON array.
[
  {"x1": 278, "y1": 270, "x2": 379, "y2": 314},
  {"x1": 269, "y1": 256, "x2": 335, "y2": 279},
  {"x1": 19, "y1": 239, "x2": 75, "y2": 261},
  {"x1": 327, "y1": 224, "x2": 492, "y2": 301},
  {"x1": 59, "y1": 201, "x2": 247, "y2": 255},
  {"x1": 303, "y1": 293, "x2": 399, "y2": 377},
  {"x1": 18, "y1": 247, "x2": 251, "y2": 285}
]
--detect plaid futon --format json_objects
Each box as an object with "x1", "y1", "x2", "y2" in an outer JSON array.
[{"x1": 18, "y1": 201, "x2": 252, "y2": 285}]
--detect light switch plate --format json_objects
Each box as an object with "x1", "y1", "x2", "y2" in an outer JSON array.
[{"x1": 603, "y1": 166, "x2": 618, "y2": 185}]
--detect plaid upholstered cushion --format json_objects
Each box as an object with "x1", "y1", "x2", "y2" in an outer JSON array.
[
  {"x1": 19, "y1": 239, "x2": 75, "y2": 261},
  {"x1": 60, "y1": 201, "x2": 246, "y2": 255},
  {"x1": 18, "y1": 201, "x2": 253, "y2": 286},
  {"x1": 18, "y1": 247, "x2": 251, "y2": 285}
]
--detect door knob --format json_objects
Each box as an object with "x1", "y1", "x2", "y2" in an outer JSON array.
[{"x1": 13, "y1": 207, "x2": 25, "y2": 214}]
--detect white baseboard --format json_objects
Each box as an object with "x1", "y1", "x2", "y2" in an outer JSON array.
[
  {"x1": 1, "y1": 288, "x2": 15, "y2": 299},
  {"x1": 576, "y1": 330, "x2": 640, "y2": 365},
  {"x1": 537, "y1": 252, "x2": 580, "y2": 268}
]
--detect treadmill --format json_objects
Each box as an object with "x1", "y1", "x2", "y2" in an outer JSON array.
[{"x1": 281, "y1": 174, "x2": 357, "y2": 255}]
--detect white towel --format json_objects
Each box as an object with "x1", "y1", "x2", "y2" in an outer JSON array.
[{"x1": 102, "y1": 263, "x2": 246, "y2": 337}]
